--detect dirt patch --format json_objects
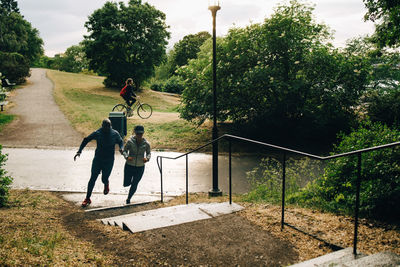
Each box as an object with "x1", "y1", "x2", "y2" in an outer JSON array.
[
  {"x1": 61, "y1": 195, "x2": 298, "y2": 266},
  {"x1": 239, "y1": 203, "x2": 400, "y2": 262},
  {"x1": 128, "y1": 111, "x2": 180, "y2": 124}
]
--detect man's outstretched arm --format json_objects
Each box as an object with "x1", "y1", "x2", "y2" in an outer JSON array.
[{"x1": 74, "y1": 132, "x2": 96, "y2": 161}]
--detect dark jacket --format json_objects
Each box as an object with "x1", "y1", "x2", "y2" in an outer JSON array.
[
  {"x1": 78, "y1": 128, "x2": 123, "y2": 160},
  {"x1": 120, "y1": 85, "x2": 137, "y2": 98}
]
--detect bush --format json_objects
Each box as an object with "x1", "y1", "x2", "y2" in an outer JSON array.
[
  {"x1": 150, "y1": 82, "x2": 164, "y2": 92},
  {"x1": 163, "y1": 76, "x2": 184, "y2": 94},
  {"x1": 0, "y1": 145, "x2": 13, "y2": 207},
  {"x1": 150, "y1": 77, "x2": 185, "y2": 94},
  {"x1": 243, "y1": 156, "x2": 324, "y2": 204},
  {"x1": 0, "y1": 52, "x2": 30, "y2": 84},
  {"x1": 293, "y1": 121, "x2": 400, "y2": 220},
  {"x1": 365, "y1": 88, "x2": 400, "y2": 127}
]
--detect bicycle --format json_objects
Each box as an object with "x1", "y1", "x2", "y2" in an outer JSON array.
[{"x1": 112, "y1": 98, "x2": 153, "y2": 119}]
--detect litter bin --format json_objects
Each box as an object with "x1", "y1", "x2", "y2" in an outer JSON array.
[{"x1": 109, "y1": 111, "x2": 127, "y2": 138}]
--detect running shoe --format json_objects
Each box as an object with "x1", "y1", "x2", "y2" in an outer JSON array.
[
  {"x1": 81, "y1": 198, "x2": 91, "y2": 207},
  {"x1": 104, "y1": 183, "x2": 109, "y2": 195}
]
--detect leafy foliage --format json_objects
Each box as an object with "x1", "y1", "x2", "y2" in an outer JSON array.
[
  {"x1": 0, "y1": 0, "x2": 43, "y2": 83},
  {"x1": 0, "y1": 0, "x2": 18, "y2": 14},
  {"x1": 150, "y1": 76, "x2": 185, "y2": 94},
  {"x1": 0, "y1": 145, "x2": 12, "y2": 207},
  {"x1": 33, "y1": 44, "x2": 89, "y2": 74},
  {"x1": 366, "y1": 89, "x2": 400, "y2": 127},
  {"x1": 168, "y1": 31, "x2": 211, "y2": 75},
  {"x1": 345, "y1": 36, "x2": 400, "y2": 128},
  {"x1": 292, "y1": 121, "x2": 400, "y2": 220},
  {"x1": 0, "y1": 52, "x2": 30, "y2": 83},
  {"x1": 178, "y1": 0, "x2": 368, "y2": 145},
  {"x1": 83, "y1": 0, "x2": 170, "y2": 88},
  {"x1": 244, "y1": 157, "x2": 323, "y2": 203},
  {"x1": 363, "y1": 0, "x2": 400, "y2": 47}
]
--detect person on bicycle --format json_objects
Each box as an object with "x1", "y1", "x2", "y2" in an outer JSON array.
[{"x1": 120, "y1": 78, "x2": 137, "y2": 107}]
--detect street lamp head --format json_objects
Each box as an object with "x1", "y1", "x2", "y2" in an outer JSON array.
[
  {"x1": 208, "y1": 0, "x2": 221, "y2": 13},
  {"x1": 208, "y1": 0, "x2": 220, "y2": 7}
]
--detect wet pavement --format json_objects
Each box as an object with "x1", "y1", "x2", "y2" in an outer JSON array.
[{"x1": 4, "y1": 147, "x2": 255, "y2": 197}]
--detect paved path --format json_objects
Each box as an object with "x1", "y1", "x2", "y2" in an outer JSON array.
[
  {"x1": 0, "y1": 68, "x2": 83, "y2": 148},
  {"x1": 4, "y1": 148, "x2": 251, "y2": 195}
]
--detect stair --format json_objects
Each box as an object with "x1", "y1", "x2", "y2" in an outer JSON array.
[
  {"x1": 99, "y1": 202, "x2": 243, "y2": 233},
  {"x1": 342, "y1": 251, "x2": 400, "y2": 267},
  {"x1": 289, "y1": 248, "x2": 400, "y2": 267}
]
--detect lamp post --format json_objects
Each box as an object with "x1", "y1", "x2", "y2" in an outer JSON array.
[{"x1": 208, "y1": 0, "x2": 222, "y2": 197}]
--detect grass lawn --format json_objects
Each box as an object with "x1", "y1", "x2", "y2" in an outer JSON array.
[
  {"x1": 0, "y1": 113, "x2": 14, "y2": 132},
  {"x1": 46, "y1": 70, "x2": 211, "y2": 151},
  {"x1": 0, "y1": 190, "x2": 121, "y2": 266}
]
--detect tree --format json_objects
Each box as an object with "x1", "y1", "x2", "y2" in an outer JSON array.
[
  {"x1": 169, "y1": 31, "x2": 211, "y2": 75},
  {"x1": 363, "y1": 0, "x2": 400, "y2": 47},
  {"x1": 345, "y1": 36, "x2": 400, "y2": 127},
  {"x1": 0, "y1": 52, "x2": 30, "y2": 83},
  {"x1": 0, "y1": 0, "x2": 43, "y2": 82},
  {"x1": 0, "y1": 0, "x2": 19, "y2": 14},
  {"x1": 83, "y1": 0, "x2": 170, "y2": 88},
  {"x1": 178, "y1": 0, "x2": 369, "y2": 146},
  {"x1": 52, "y1": 43, "x2": 89, "y2": 73}
]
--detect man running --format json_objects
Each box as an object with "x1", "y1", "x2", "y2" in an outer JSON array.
[{"x1": 74, "y1": 119, "x2": 123, "y2": 207}]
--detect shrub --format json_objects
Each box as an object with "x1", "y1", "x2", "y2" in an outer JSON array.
[
  {"x1": 163, "y1": 76, "x2": 184, "y2": 94},
  {"x1": 365, "y1": 88, "x2": 400, "y2": 127},
  {"x1": 150, "y1": 82, "x2": 164, "y2": 92},
  {"x1": 150, "y1": 77, "x2": 185, "y2": 94},
  {"x1": 0, "y1": 145, "x2": 13, "y2": 207},
  {"x1": 243, "y1": 156, "x2": 324, "y2": 204},
  {"x1": 293, "y1": 121, "x2": 400, "y2": 220},
  {"x1": 0, "y1": 52, "x2": 30, "y2": 84}
]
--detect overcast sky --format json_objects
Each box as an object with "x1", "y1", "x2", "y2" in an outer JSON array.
[{"x1": 17, "y1": 0, "x2": 375, "y2": 57}]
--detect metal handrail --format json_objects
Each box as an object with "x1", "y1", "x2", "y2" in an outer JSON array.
[{"x1": 156, "y1": 133, "x2": 400, "y2": 256}]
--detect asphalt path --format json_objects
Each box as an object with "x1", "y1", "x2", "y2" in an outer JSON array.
[
  {"x1": 4, "y1": 147, "x2": 251, "y2": 195},
  {"x1": 0, "y1": 68, "x2": 83, "y2": 147}
]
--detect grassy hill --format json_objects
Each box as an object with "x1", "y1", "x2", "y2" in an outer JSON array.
[{"x1": 46, "y1": 70, "x2": 210, "y2": 151}]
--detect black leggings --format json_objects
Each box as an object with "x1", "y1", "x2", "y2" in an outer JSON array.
[
  {"x1": 124, "y1": 164, "x2": 145, "y2": 200},
  {"x1": 123, "y1": 95, "x2": 136, "y2": 107},
  {"x1": 86, "y1": 157, "x2": 114, "y2": 199}
]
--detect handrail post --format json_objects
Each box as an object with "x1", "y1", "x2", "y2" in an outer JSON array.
[
  {"x1": 160, "y1": 157, "x2": 163, "y2": 203},
  {"x1": 353, "y1": 152, "x2": 362, "y2": 255},
  {"x1": 186, "y1": 154, "x2": 189, "y2": 204},
  {"x1": 281, "y1": 152, "x2": 286, "y2": 230},
  {"x1": 229, "y1": 138, "x2": 232, "y2": 205}
]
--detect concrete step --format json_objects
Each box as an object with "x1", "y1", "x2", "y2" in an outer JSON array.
[
  {"x1": 289, "y1": 248, "x2": 365, "y2": 267},
  {"x1": 341, "y1": 251, "x2": 400, "y2": 267},
  {"x1": 100, "y1": 202, "x2": 243, "y2": 233},
  {"x1": 62, "y1": 192, "x2": 171, "y2": 210}
]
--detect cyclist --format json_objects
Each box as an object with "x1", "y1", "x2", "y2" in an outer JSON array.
[{"x1": 120, "y1": 78, "x2": 137, "y2": 107}]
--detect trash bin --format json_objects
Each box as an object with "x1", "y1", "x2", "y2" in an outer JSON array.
[{"x1": 109, "y1": 111, "x2": 127, "y2": 138}]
